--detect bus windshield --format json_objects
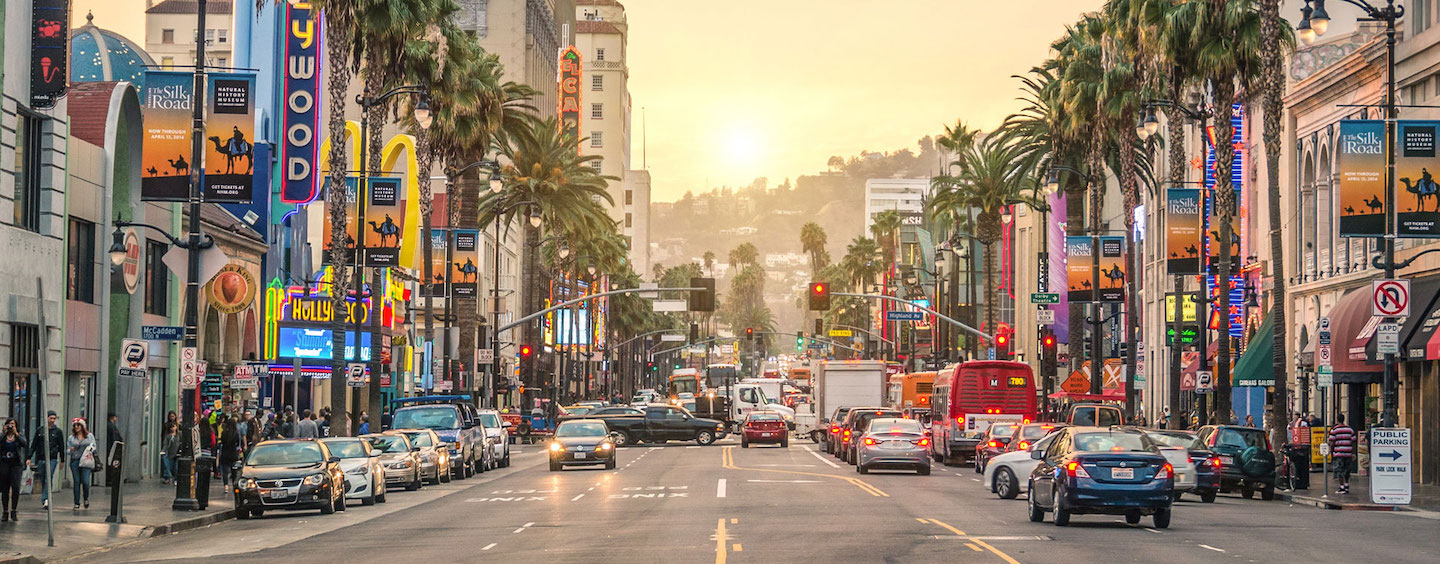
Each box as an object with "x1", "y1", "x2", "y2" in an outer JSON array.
[{"x1": 670, "y1": 376, "x2": 699, "y2": 396}]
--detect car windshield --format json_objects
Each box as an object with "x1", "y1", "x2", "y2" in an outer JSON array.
[
  {"x1": 1216, "y1": 429, "x2": 1266, "y2": 450},
  {"x1": 565, "y1": 406, "x2": 593, "y2": 415},
  {"x1": 868, "y1": 418, "x2": 923, "y2": 435},
  {"x1": 1148, "y1": 432, "x2": 1203, "y2": 449},
  {"x1": 403, "y1": 432, "x2": 434, "y2": 447},
  {"x1": 855, "y1": 411, "x2": 901, "y2": 427},
  {"x1": 369, "y1": 435, "x2": 411, "y2": 453},
  {"x1": 748, "y1": 413, "x2": 782, "y2": 422},
  {"x1": 989, "y1": 424, "x2": 1019, "y2": 438},
  {"x1": 391, "y1": 406, "x2": 458, "y2": 430},
  {"x1": 320, "y1": 440, "x2": 367, "y2": 459},
  {"x1": 247, "y1": 443, "x2": 324, "y2": 466},
  {"x1": 1072, "y1": 432, "x2": 1149, "y2": 452},
  {"x1": 1021, "y1": 425, "x2": 1058, "y2": 440},
  {"x1": 479, "y1": 413, "x2": 501, "y2": 428},
  {"x1": 556, "y1": 422, "x2": 608, "y2": 437}
]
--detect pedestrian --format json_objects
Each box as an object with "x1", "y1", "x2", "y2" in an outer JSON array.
[
  {"x1": 1245, "y1": 414, "x2": 1256, "y2": 428},
  {"x1": 295, "y1": 409, "x2": 319, "y2": 439},
  {"x1": 161, "y1": 422, "x2": 179, "y2": 485},
  {"x1": 1, "y1": 419, "x2": 28, "y2": 522},
  {"x1": 106, "y1": 413, "x2": 123, "y2": 458},
  {"x1": 1329, "y1": 414, "x2": 1357, "y2": 494},
  {"x1": 218, "y1": 418, "x2": 241, "y2": 487},
  {"x1": 30, "y1": 410, "x2": 63, "y2": 508},
  {"x1": 67, "y1": 419, "x2": 96, "y2": 510},
  {"x1": 358, "y1": 411, "x2": 370, "y2": 435},
  {"x1": 319, "y1": 407, "x2": 332, "y2": 437}
]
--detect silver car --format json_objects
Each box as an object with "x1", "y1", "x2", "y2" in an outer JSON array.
[
  {"x1": 363, "y1": 433, "x2": 423, "y2": 491},
  {"x1": 319, "y1": 437, "x2": 388, "y2": 505},
  {"x1": 476, "y1": 409, "x2": 511, "y2": 469},
  {"x1": 855, "y1": 418, "x2": 932, "y2": 475},
  {"x1": 394, "y1": 428, "x2": 451, "y2": 485}
]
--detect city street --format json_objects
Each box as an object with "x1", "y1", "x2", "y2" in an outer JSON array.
[{"x1": 66, "y1": 439, "x2": 1440, "y2": 563}]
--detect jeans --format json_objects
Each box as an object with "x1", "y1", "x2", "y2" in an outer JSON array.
[
  {"x1": 33, "y1": 459, "x2": 57, "y2": 502},
  {"x1": 162, "y1": 455, "x2": 176, "y2": 481},
  {"x1": 69, "y1": 461, "x2": 92, "y2": 506}
]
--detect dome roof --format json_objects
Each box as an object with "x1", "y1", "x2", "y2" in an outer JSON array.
[{"x1": 70, "y1": 12, "x2": 155, "y2": 88}]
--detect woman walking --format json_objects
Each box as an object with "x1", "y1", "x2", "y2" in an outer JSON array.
[
  {"x1": 218, "y1": 418, "x2": 241, "y2": 487},
  {"x1": 67, "y1": 419, "x2": 96, "y2": 510},
  {"x1": 1, "y1": 419, "x2": 28, "y2": 521}
]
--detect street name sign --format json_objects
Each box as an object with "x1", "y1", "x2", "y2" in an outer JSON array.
[
  {"x1": 652, "y1": 299, "x2": 688, "y2": 312},
  {"x1": 1369, "y1": 427, "x2": 1412, "y2": 505},
  {"x1": 828, "y1": 329, "x2": 853, "y2": 337},
  {"x1": 660, "y1": 334, "x2": 686, "y2": 342},
  {"x1": 141, "y1": 326, "x2": 184, "y2": 341},
  {"x1": 886, "y1": 311, "x2": 924, "y2": 322},
  {"x1": 1031, "y1": 293, "x2": 1060, "y2": 304},
  {"x1": 1372, "y1": 279, "x2": 1410, "y2": 318}
]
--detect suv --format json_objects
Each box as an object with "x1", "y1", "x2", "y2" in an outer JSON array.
[
  {"x1": 476, "y1": 408, "x2": 511, "y2": 469},
  {"x1": 1064, "y1": 403, "x2": 1124, "y2": 427},
  {"x1": 822, "y1": 407, "x2": 854, "y2": 454},
  {"x1": 839, "y1": 408, "x2": 904, "y2": 465},
  {"x1": 1197, "y1": 425, "x2": 1276, "y2": 500},
  {"x1": 390, "y1": 396, "x2": 484, "y2": 480}
]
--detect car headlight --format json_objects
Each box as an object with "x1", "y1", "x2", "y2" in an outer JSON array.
[
  {"x1": 598, "y1": 442, "x2": 613, "y2": 451},
  {"x1": 347, "y1": 466, "x2": 369, "y2": 475},
  {"x1": 549, "y1": 442, "x2": 564, "y2": 452},
  {"x1": 389, "y1": 460, "x2": 412, "y2": 469},
  {"x1": 302, "y1": 473, "x2": 326, "y2": 486},
  {"x1": 240, "y1": 478, "x2": 257, "y2": 490}
]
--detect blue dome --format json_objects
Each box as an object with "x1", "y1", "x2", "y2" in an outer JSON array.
[{"x1": 70, "y1": 14, "x2": 155, "y2": 88}]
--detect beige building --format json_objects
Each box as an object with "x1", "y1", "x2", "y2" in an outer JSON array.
[
  {"x1": 459, "y1": 0, "x2": 576, "y2": 126},
  {"x1": 145, "y1": 0, "x2": 234, "y2": 70}
]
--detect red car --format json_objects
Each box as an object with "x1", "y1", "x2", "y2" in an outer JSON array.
[{"x1": 741, "y1": 412, "x2": 789, "y2": 448}]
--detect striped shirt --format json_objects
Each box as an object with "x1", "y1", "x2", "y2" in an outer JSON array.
[{"x1": 1329, "y1": 424, "x2": 1356, "y2": 458}]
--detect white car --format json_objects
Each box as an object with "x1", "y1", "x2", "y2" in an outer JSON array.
[
  {"x1": 477, "y1": 409, "x2": 511, "y2": 469},
  {"x1": 1143, "y1": 431, "x2": 1200, "y2": 497},
  {"x1": 982, "y1": 432, "x2": 1063, "y2": 500},
  {"x1": 319, "y1": 437, "x2": 387, "y2": 505}
]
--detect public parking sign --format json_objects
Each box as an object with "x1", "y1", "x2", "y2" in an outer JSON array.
[{"x1": 1369, "y1": 427, "x2": 1412, "y2": 505}]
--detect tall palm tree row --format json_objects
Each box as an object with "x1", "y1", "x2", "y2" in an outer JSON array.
[{"x1": 799, "y1": 222, "x2": 829, "y2": 275}]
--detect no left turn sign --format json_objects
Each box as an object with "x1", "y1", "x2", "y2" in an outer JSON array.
[{"x1": 1373, "y1": 279, "x2": 1410, "y2": 318}]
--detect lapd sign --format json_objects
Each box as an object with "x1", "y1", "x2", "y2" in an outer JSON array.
[{"x1": 1369, "y1": 428, "x2": 1412, "y2": 505}]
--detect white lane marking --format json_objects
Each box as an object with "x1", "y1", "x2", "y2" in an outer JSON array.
[
  {"x1": 687, "y1": 446, "x2": 701, "y2": 449},
  {"x1": 513, "y1": 528, "x2": 526, "y2": 534},
  {"x1": 970, "y1": 478, "x2": 981, "y2": 482},
  {"x1": 717, "y1": 478, "x2": 727, "y2": 498},
  {"x1": 649, "y1": 447, "x2": 662, "y2": 450},
  {"x1": 1143, "y1": 527, "x2": 1164, "y2": 534},
  {"x1": 1199, "y1": 545, "x2": 1225, "y2": 553},
  {"x1": 482, "y1": 543, "x2": 497, "y2": 551},
  {"x1": 804, "y1": 447, "x2": 841, "y2": 468},
  {"x1": 571, "y1": 493, "x2": 585, "y2": 501},
  {"x1": 746, "y1": 479, "x2": 820, "y2": 483}
]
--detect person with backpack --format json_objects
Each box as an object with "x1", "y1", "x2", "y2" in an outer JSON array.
[
  {"x1": 1329, "y1": 414, "x2": 1357, "y2": 494},
  {"x1": 67, "y1": 419, "x2": 96, "y2": 510}
]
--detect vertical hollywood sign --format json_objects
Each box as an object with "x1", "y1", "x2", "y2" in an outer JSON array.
[
  {"x1": 282, "y1": 0, "x2": 322, "y2": 203},
  {"x1": 558, "y1": 46, "x2": 582, "y2": 144}
]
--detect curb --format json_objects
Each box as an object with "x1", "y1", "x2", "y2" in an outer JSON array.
[
  {"x1": 1275, "y1": 491, "x2": 1409, "y2": 511},
  {"x1": 145, "y1": 508, "x2": 238, "y2": 537},
  {"x1": 0, "y1": 553, "x2": 40, "y2": 564}
]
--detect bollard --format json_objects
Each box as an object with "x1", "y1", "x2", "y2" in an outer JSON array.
[{"x1": 105, "y1": 441, "x2": 126, "y2": 523}]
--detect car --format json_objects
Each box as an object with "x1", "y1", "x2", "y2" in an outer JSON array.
[
  {"x1": 476, "y1": 409, "x2": 511, "y2": 469},
  {"x1": 740, "y1": 412, "x2": 788, "y2": 448},
  {"x1": 363, "y1": 433, "x2": 425, "y2": 492},
  {"x1": 1143, "y1": 429, "x2": 1219, "y2": 503},
  {"x1": 974, "y1": 422, "x2": 1020, "y2": 474},
  {"x1": 234, "y1": 439, "x2": 347, "y2": 519},
  {"x1": 596, "y1": 405, "x2": 725, "y2": 446},
  {"x1": 839, "y1": 408, "x2": 904, "y2": 465},
  {"x1": 854, "y1": 417, "x2": 931, "y2": 475},
  {"x1": 561, "y1": 405, "x2": 595, "y2": 416},
  {"x1": 586, "y1": 406, "x2": 645, "y2": 417},
  {"x1": 1064, "y1": 403, "x2": 1125, "y2": 427},
  {"x1": 1005, "y1": 423, "x2": 1066, "y2": 454},
  {"x1": 390, "y1": 397, "x2": 482, "y2": 480},
  {"x1": 822, "y1": 407, "x2": 854, "y2": 454},
  {"x1": 983, "y1": 428, "x2": 1065, "y2": 499},
  {"x1": 393, "y1": 428, "x2": 451, "y2": 485},
  {"x1": 549, "y1": 419, "x2": 618, "y2": 471},
  {"x1": 1027, "y1": 426, "x2": 1175, "y2": 528},
  {"x1": 318, "y1": 437, "x2": 388, "y2": 505},
  {"x1": 1197, "y1": 424, "x2": 1277, "y2": 500}
]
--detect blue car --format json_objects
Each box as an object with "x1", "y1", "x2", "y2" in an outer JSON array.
[{"x1": 1026, "y1": 426, "x2": 1175, "y2": 528}]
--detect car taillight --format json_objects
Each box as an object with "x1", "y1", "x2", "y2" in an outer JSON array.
[
  {"x1": 863, "y1": 438, "x2": 879, "y2": 446},
  {"x1": 1023, "y1": 418, "x2": 1031, "y2": 424},
  {"x1": 913, "y1": 437, "x2": 930, "y2": 447},
  {"x1": 830, "y1": 425, "x2": 840, "y2": 433},
  {"x1": 1065, "y1": 461, "x2": 1090, "y2": 478},
  {"x1": 843, "y1": 430, "x2": 852, "y2": 438},
  {"x1": 987, "y1": 440, "x2": 1003, "y2": 449},
  {"x1": 957, "y1": 415, "x2": 965, "y2": 424},
  {"x1": 1017, "y1": 441, "x2": 1030, "y2": 450},
  {"x1": 1207, "y1": 456, "x2": 1221, "y2": 471},
  {"x1": 1156, "y1": 463, "x2": 1174, "y2": 480}
]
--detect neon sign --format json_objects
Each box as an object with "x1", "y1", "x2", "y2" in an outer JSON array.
[{"x1": 558, "y1": 46, "x2": 582, "y2": 142}]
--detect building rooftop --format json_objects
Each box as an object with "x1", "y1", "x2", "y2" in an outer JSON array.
[
  {"x1": 145, "y1": 0, "x2": 233, "y2": 14},
  {"x1": 577, "y1": 20, "x2": 622, "y2": 35},
  {"x1": 70, "y1": 13, "x2": 155, "y2": 88},
  {"x1": 576, "y1": 0, "x2": 625, "y2": 7},
  {"x1": 67, "y1": 82, "x2": 126, "y2": 147}
]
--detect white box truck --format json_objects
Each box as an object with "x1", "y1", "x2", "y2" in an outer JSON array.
[{"x1": 801, "y1": 361, "x2": 888, "y2": 442}]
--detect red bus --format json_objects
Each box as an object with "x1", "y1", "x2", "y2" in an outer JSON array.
[{"x1": 929, "y1": 360, "x2": 1037, "y2": 466}]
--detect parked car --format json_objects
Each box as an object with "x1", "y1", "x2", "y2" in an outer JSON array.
[
  {"x1": 974, "y1": 422, "x2": 1020, "y2": 474},
  {"x1": 318, "y1": 437, "x2": 388, "y2": 505},
  {"x1": 1027, "y1": 427, "x2": 1175, "y2": 528},
  {"x1": 840, "y1": 408, "x2": 904, "y2": 465},
  {"x1": 822, "y1": 407, "x2": 854, "y2": 454},
  {"x1": 364, "y1": 433, "x2": 424, "y2": 492},
  {"x1": 390, "y1": 396, "x2": 482, "y2": 480},
  {"x1": 234, "y1": 440, "x2": 347, "y2": 519},
  {"x1": 1144, "y1": 429, "x2": 1219, "y2": 503},
  {"x1": 740, "y1": 412, "x2": 789, "y2": 448},
  {"x1": 477, "y1": 409, "x2": 510, "y2": 470},
  {"x1": 549, "y1": 419, "x2": 618, "y2": 471},
  {"x1": 854, "y1": 417, "x2": 931, "y2": 475},
  {"x1": 1197, "y1": 424, "x2": 1277, "y2": 500},
  {"x1": 983, "y1": 428, "x2": 1065, "y2": 499},
  {"x1": 393, "y1": 428, "x2": 451, "y2": 485}
]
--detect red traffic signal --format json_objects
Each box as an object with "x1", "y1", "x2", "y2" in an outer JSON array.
[
  {"x1": 1042, "y1": 333, "x2": 1057, "y2": 348},
  {"x1": 745, "y1": 327, "x2": 755, "y2": 341},
  {"x1": 808, "y1": 281, "x2": 831, "y2": 311},
  {"x1": 519, "y1": 344, "x2": 534, "y2": 358}
]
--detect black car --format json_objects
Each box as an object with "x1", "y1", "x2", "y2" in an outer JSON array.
[
  {"x1": 1027, "y1": 427, "x2": 1175, "y2": 528},
  {"x1": 840, "y1": 408, "x2": 903, "y2": 465},
  {"x1": 234, "y1": 440, "x2": 347, "y2": 519},
  {"x1": 549, "y1": 419, "x2": 618, "y2": 471},
  {"x1": 1197, "y1": 425, "x2": 1277, "y2": 500}
]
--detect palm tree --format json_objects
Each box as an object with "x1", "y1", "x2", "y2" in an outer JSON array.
[
  {"x1": 841, "y1": 237, "x2": 883, "y2": 290},
  {"x1": 870, "y1": 209, "x2": 903, "y2": 266},
  {"x1": 727, "y1": 243, "x2": 759, "y2": 272},
  {"x1": 799, "y1": 222, "x2": 828, "y2": 274},
  {"x1": 1259, "y1": 0, "x2": 1295, "y2": 447},
  {"x1": 702, "y1": 251, "x2": 716, "y2": 277}
]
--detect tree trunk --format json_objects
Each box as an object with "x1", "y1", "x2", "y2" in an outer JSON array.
[
  {"x1": 1120, "y1": 133, "x2": 1140, "y2": 422},
  {"x1": 1261, "y1": 0, "x2": 1291, "y2": 451},
  {"x1": 326, "y1": 21, "x2": 353, "y2": 437},
  {"x1": 1213, "y1": 76, "x2": 1237, "y2": 426},
  {"x1": 417, "y1": 131, "x2": 436, "y2": 401},
  {"x1": 522, "y1": 223, "x2": 542, "y2": 403},
  {"x1": 362, "y1": 54, "x2": 392, "y2": 434},
  {"x1": 1166, "y1": 77, "x2": 1188, "y2": 431}
]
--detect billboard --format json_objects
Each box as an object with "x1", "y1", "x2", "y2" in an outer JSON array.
[
  {"x1": 281, "y1": 1, "x2": 322, "y2": 203},
  {"x1": 140, "y1": 70, "x2": 195, "y2": 201},
  {"x1": 363, "y1": 177, "x2": 405, "y2": 267},
  {"x1": 450, "y1": 229, "x2": 480, "y2": 297},
  {"x1": 1097, "y1": 236, "x2": 1125, "y2": 302},
  {"x1": 421, "y1": 228, "x2": 448, "y2": 297},
  {"x1": 31, "y1": 0, "x2": 69, "y2": 109},
  {"x1": 204, "y1": 73, "x2": 257, "y2": 202},
  {"x1": 1066, "y1": 236, "x2": 1093, "y2": 303},
  {"x1": 1338, "y1": 120, "x2": 1386, "y2": 237},
  {"x1": 321, "y1": 178, "x2": 359, "y2": 262},
  {"x1": 1396, "y1": 121, "x2": 1440, "y2": 237},
  {"x1": 1165, "y1": 188, "x2": 1203, "y2": 274},
  {"x1": 558, "y1": 46, "x2": 582, "y2": 141}
]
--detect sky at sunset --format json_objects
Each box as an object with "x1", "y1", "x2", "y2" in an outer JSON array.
[{"x1": 77, "y1": 0, "x2": 1115, "y2": 202}]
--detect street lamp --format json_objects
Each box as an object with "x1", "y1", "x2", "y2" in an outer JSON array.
[{"x1": 529, "y1": 207, "x2": 543, "y2": 228}]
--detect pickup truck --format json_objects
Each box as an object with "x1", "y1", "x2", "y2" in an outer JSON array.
[{"x1": 587, "y1": 405, "x2": 725, "y2": 446}]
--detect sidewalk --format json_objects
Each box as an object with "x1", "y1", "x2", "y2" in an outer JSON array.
[
  {"x1": 0, "y1": 477, "x2": 235, "y2": 563},
  {"x1": 1276, "y1": 471, "x2": 1440, "y2": 513}
]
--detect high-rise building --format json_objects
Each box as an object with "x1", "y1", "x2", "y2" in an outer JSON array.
[
  {"x1": 864, "y1": 178, "x2": 930, "y2": 229},
  {"x1": 459, "y1": 0, "x2": 575, "y2": 123},
  {"x1": 145, "y1": 0, "x2": 234, "y2": 70}
]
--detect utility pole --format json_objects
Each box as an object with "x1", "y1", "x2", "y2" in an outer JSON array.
[{"x1": 173, "y1": 0, "x2": 209, "y2": 510}]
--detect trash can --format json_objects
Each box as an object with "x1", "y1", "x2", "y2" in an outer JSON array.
[
  {"x1": 1284, "y1": 444, "x2": 1311, "y2": 490},
  {"x1": 194, "y1": 453, "x2": 214, "y2": 509}
]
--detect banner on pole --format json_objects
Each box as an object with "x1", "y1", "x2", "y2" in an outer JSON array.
[
  {"x1": 421, "y1": 229, "x2": 449, "y2": 297},
  {"x1": 1165, "y1": 188, "x2": 1203, "y2": 274},
  {"x1": 1338, "y1": 120, "x2": 1387, "y2": 237},
  {"x1": 140, "y1": 70, "x2": 195, "y2": 201},
  {"x1": 1098, "y1": 236, "x2": 1125, "y2": 302},
  {"x1": 1065, "y1": 236, "x2": 1093, "y2": 303},
  {"x1": 203, "y1": 72, "x2": 257, "y2": 203},
  {"x1": 450, "y1": 229, "x2": 480, "y2": 297},
  {"x1": 1395, "y1": 121, "x2": 1440, "y2": 237},
  {"x1": 321, "y1": 178, "x2": 359, "y2": 262},
  {"x1": 363, "y1": 177, "x2": 405, "y2": 267}
]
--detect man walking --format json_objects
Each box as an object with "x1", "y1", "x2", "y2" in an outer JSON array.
[
  {"x1": 1329, "y1": 414, "x2": 1356, "y2": 494},
  {"x1": 30, "y1": 411, "x2": 63, "y2": 508},
  {"x1": 296, "y1": 409, "x2": 319, "y2": 439}
]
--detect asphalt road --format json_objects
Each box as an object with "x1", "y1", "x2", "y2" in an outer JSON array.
[{"x1": 66, "y1": 437, "x2": 1440, "y2": 563}]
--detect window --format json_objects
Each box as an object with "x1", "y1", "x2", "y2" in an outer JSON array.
[
  {"x1": 204, "y1": 29, "x2": 216, "y2": 45},
  {"x1": 592, "y1": 75, "x2": 603, "y2": 91},
  {"x1": 590, "y1": 131, "x2": 603, "y2": 148},
  {"x1": 590, "y1": 160, "x2": 603, "y2": 171},
  {"x1": 9, "y1": 324, "x2": 40, "y2": 435},
  {"x1": 595, "y1": 48, "x2": 605, "y2": 61},
  {"x1": 13, "y1": 112, "x2": 43, "y2": 232},
  {"x1": 161, "y1": 56, "x2": 175, "y2": 69},
  {"x1": 625, "y1": 213, "x2": 632, "y2": 228},
  {"x1": 217, "y1": 57, "x2": 228, "y2": 68},
  {"x1": 217, "y1": 29, "x2": 228, "y2": 43},
  {"x1": 145, "y1": 240, "x2": 170, "y2": 315},
  {"x1": 625, "y1": 190, "x2": 633, "y2": 205},
  {"x1": 162, "y1": 29, "x2": 175, "y2": 43},
  {"x1": 1415, "y1": 0, "x2": 1432, "y2": 36},
  {"x1": 591, "y1": 103, "x2": 603, "y2": 119},
  {"x1": 67, "y1": 219, "x2": 96, "y2": 303}
]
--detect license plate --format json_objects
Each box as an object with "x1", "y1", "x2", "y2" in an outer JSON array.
[
  {"x1": 1112, "y1": 468, "x2": 1134, "y2": 479},
  {"x1": 1220, "y1": 456, "x2": 1235, "y2": 465},
  {"x1": 264, "y1": 489, "x2": 287, "y2": 499},
  {"x1": 760, "y1": 432, "x2": 773, "y2": 437},
  {"x1": 575, "y1": 452, "x2": 587, "y2": 459}
]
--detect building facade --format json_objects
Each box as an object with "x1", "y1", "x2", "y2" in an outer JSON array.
[{"x1": 144, "y1": 0, "x2": 234, "y2": 70}]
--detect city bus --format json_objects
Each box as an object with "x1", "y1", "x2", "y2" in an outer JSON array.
[
  {"x1": 788, "y1": 367, "x2": 811, "y2": 383},
  {"x1": 929, "y1": 361, "x2": 1037, "y2": 466},
  {"x1": 668, "y1": 368, "x2": 701, "y2": 398},
  {"x1": 887, "y1": 371, "x2": 935, "y2": 416},
  {"x1": 704, "y1": 363, "x2": 738, "y2": 390}
]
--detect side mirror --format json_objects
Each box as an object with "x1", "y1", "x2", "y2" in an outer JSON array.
[
  {"x1": 412, "y1": 447, "x2": 421, "y2": 452},
  {"x1": 328, "y1": 456, "x2": 341, "y2": 464},
  {"x1": 1030, "y1": 449, "x2": 1044, "y2": 460}
]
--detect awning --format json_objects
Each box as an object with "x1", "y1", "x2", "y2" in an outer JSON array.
[
  {"x1": 1234, "y1": 312, "x2": 1275, "y2": 387},
  {"x1": 1327, "y1": 285, "x2": 1384, "y2": 384},
  {"x1": 1371, "y1": 275, "x2": 1440, "y2": 360},
  {"x1": 1297, "y1": 325, "x2": 1314, "y2": 367}
]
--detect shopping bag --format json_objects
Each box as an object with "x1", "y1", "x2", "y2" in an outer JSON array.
[{"x1": 20, "y1": 467, "x2": 35, "y2": 494}]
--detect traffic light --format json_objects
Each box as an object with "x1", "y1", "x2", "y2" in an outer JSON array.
[
  {"x1": 807, "y1": 281, "x2": 830, "y2": 311},
  {"x1": 996, "y1": 329, "x2": 1012, "y2": 358},
  {"x1": 646, "y1": 361, "x2": 657, "y2": 373},
  {"x1": 690, "y1": 277, "x2": 716, "y2": 312},
  {"x1": 796, "y1": 332, "x2": 805, "y2": 351},
  {"x1": 814, "y1": 318, "x2": 823, "y2": 335},
  {"x1": 1042, "y1": 331, "x2": 1058, "y2": 354},
  {"x1": 746, "y1": 327, "x2": 755, "y2": 342},
  {"x1": 519, "y1": 344, "x2": 534, "y2": 358},
  {"x1": 689, "y1": 322, "x2": 699, "y2": 342}
]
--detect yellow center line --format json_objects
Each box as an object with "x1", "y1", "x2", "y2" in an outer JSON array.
[
  {"x1": 965, "y1": 543, "x2": 983, "y2": 552},
  {"x1": 716, "y1": 518, "x2": 727, "y2": 564},
  {"x1": 926, "y1": 518, "x2": 1022, "y2": 564},
  {"x1": 721, "y1": 446, "x2": 888, "y2": 496}
]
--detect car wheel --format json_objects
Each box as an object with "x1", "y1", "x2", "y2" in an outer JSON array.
[
  {"x1": 463, "y1": 456, "x2": 474, "y2": 478},
  {"x1": 408, "y1": 473, "x2": 422, "y2": 491},
  {"x1": 1027, "y1": 486, "x2": 1045, "y2": 523},
  {"x1": 917, "y1": 463, "x2": 931, "y2": 476},
  {"x1": 781, "y1": 437, "x2": 789, "y2": 448},
  {"x1": 1200, "y1": 490, "x2": 1216, "y2": 503},
  {"x1": 236, "y1": 506, "x2": 251, "y2": 520},
  {"x1": 605, "y1": 458, "x2": 616, "y2": 470},
  {"x1": 1052, "y1": 487, "x2": 1070, "y2": 526},
  {"x1": 995, "y1": 468, "x2": 1018, "y2": 500},
  {"x1": 502, "y1": 452, "x2": 511, "y2": 468},
  {"x1": 336, "y1": 493, "x2": 347, "y2": 512},
  {"x1": 429, "y1": 471, "x2": 442, "y2": 486},
  {"x1": 1173, "y1": 492, "x2": 1183, "y2": 503},
  {"x1": 1261, "y1": 483, "x2": 1276, "y2": 501},
  {"x1": 848, "y1": 451, "x2": 858, "y2": 466},
  {"x1": 696, "y1": 430, "x2": 716, "y2": 446},
  {"x1": 975, "y1": 457, "x2": 984, "y2": 474},
  {"x1": 1125, "y1": 510, "x2": 1142, "y2": 525},
  {"x1": 320, "y1": 494, "x2": 336, "y2": 515},
  {"x1": 612, "y1": 431, "x2": 631, "y2": 447},
  {"x1": 857, "y1": 463, "x2": 868, "y2": 474},
  {"x1": 811, "y1": 431, "x2": 822, "y2": 443},
  {"x1": 548, "y1": 460, "x2": 561, "y2": 472},
  {"x1": 1152, "y1": 506, "x2": 1172, "y2": 529},
  {"x1": 1240, "y1": 482, "x2": 1255, "y2": 499},
  {"x1": 376, "y1": 481, "x2": 388, "y2": 503},
  {"x1": 440, "y1": 467, "x2": 451, "y2": 483}
]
